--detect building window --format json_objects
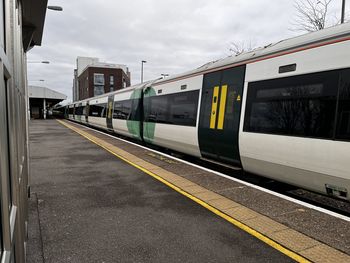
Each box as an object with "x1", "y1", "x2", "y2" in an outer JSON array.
[
  {"x1": 110, "y1": 86, "x2": 114, "y2": 92},
  {"x1": 110, "y1": 75, "x2": 114, "y2": 85},
  {"x1": 94, "y1": 85, "x2": 105, "y2": 96},
  {"x1": 94, "y1": 73, "x2": 104, "y2": 85}
]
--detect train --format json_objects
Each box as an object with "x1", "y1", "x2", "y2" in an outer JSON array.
[{"x1": 63, "y1": 22, "x2": 350, "y2": 201}]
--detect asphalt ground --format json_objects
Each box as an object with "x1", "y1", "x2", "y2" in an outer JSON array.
[{"x1": 27, "y1": 119, "x2": 294, "y2": 263}]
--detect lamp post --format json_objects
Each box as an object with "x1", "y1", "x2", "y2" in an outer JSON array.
[
  {"x1": 341, "y1": 0, "x2": 346, "y2": 23},
  {"x1": 29, "y1": 79, "x2": 45, "y2": 82},
  {"x1": 47, "y1": 6, "x2": 63, "y2": 11},
  {"x1": 28, "y1": 61, "x2": 50, "y2": 64},
  {"x1": 141, "y1": 60, "x2": 147, "y2": 83}
]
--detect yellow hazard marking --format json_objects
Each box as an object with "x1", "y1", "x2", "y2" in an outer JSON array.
[
  {"x1": 237, "y1": 95, "x2": 241, "y2": 101},
  {"x1": 57, "y1": 119, "x2": 311, "y2": 263},
  {"x1": 217, "y1": 85, "x2": 227, "y2": 130},
  {"x1": 108, "y1": 101, "x2": 113, "y2": 119},
  {"x1": 210, "y1": 86, "x2": 219, "y2": 129}
]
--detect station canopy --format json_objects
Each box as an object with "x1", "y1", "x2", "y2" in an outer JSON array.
[{"x1": 29, "y1": 85, "x2": 67, "y2": 105}]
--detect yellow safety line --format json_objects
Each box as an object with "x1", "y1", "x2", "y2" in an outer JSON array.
[
  {"x1": 210, "y1": 86, "x2": 219, "y2": 129},
  {"x1": 57, "y1": 119, "x2": 311, "y2": 263},
  {"x1": 217, "y1": 85, "x2": 228, "y2": 130}
]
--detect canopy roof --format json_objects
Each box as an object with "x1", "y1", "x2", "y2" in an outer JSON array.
[
  {"x1": 21, "y1": 0, "x2": 48, "y2": 51},
  {"x1": 29, "y1": 86, "x2": 67, "y2": 100}
]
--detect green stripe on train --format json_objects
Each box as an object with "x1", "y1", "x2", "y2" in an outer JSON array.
[{"x1": 142, "y1": 87, "x2": 156, "y2": 142}]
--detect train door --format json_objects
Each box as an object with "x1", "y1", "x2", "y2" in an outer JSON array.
[
  {"x1": 198, "y1": 65, "x2": 246, "y2": 165},
  {"x1": 106, "y1": 95, "x2": 114, "y2": 130},
  {"x1": 77, "y1": 103, "x2": 82, "y2": 122},
  {"x1": 140, "y1": 89, "x2": 144, "y2": 141},
  {"x1": 85, "y1": 102, "x2": 89, "y2": 124}
]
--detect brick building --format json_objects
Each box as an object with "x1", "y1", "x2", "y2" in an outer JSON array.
[{"x1": 73, "y1": 57, "x2": 131, "y2": 101}]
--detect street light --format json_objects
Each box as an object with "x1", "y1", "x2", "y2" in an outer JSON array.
[
  {"x1": 141, "y1": 60, "x2": 147, "y2": 83},
  {"x1": 341, "y1": 0, "x2": 346, "y2": 23},
  {"x1": 28, "y1": 61, "x2": 50, "y2": 64},
  {"x1": 29, "y1": 79, "x2": 45, "y2": 82},
  {"x1": 47, "y1": 6, "x2": 63, "y2": 11}
]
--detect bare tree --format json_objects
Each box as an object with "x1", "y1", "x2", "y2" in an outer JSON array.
[
  {"x1": 293, "y1": 0, "x2": 336, "y2": 32},
  {"x1": 228, "y1": 40, "x2": 256, "y2": 56}
]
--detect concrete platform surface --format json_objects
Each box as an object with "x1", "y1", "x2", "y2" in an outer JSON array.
[
  {"x1": 61, "y1": 119, "x2": 350, "y2": 263},
  {"x1": 28, "y1": 120, "x2": 297, "y2": 263}
]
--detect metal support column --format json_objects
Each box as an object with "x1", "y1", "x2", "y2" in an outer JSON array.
[
  {"x1": 341, "y1": 0, "x2": 346, "y2": 23},
  {"x1": 43, "y1": 98, "x2": 46, "y2": 119}
]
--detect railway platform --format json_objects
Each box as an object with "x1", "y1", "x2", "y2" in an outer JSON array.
[{"x1": 27, "y1": 119, "x2": 350, "y2": 263}]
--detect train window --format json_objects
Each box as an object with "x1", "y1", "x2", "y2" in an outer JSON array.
[
  {"x1": 279, "y1": 64, "x2": 297, "y2": 74},
  {"x1": 89, "y1": 104, "x2": 107, "y2": 117},
  {"x1": 335, "y1": 69, "x2": 350, "y2": 140},
  {"x1": 101, "y1": 104, "x2": 107, "y2": 118},
  {"x1": 148, "y1": 95, "x2": 169, "y2": 123},
  {"x1": 113, "y1": 100, "x2": 131, "y2": 120},
  {"x1": 113, "y1": 99, "x2": 141, "y2": 121},
  {"x1": 144, "y1": 90, "x2": 199, "y2": 126},
  {"x1": 244, "y1": 70, "x2": 339, "y2": 139},
  {"x1": 169, "y1": 90, "x2": 199, "y2": 126},
  {"x1": 75, "y1": 106, "x2": 83, "y2": 115},
  {"x1": 89, "y1": 105, "x2": 100, "y2": 117},
  {"x1": 130, "y1": 99, "x2": 141, "y2": 121}
]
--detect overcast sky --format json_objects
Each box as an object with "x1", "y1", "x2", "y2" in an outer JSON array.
[{"x1": 27, "y1": 0, "x2": 348, "y2": 102}]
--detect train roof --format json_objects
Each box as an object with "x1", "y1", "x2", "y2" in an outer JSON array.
[{"x1": 153, "y1": 22, "x2": 350, "y2": 85}]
